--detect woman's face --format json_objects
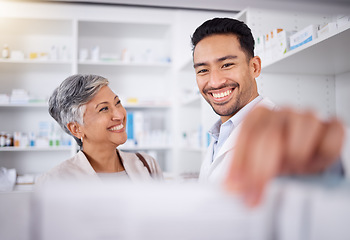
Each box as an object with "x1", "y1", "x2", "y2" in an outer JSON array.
[{"x1": 79, "y1": 85, "x2": 127, "y2": 148}]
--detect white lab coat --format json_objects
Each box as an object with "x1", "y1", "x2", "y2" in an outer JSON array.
[{"x1": 199, "y1": 97, "x2": 277, "y2": 184}]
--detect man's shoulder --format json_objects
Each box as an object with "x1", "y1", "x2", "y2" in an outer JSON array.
[{"x1": 258, "y1": 97, "x2": 278, "y2": 110}]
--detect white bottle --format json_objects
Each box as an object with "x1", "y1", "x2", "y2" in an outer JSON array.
[
  {"x1": 2, "y1": 44, "x2": 10, "y2": 59},
  {"x1": 50, "y1": 45, "x2": 58, "y2": 60}
]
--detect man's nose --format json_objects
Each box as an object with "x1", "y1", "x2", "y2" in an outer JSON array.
[{"x1": 208, "y1": 69, "x2": 226, "y2": 88}]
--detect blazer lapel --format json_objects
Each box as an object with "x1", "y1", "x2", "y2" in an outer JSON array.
[{"x1": 118, "y1": 150, "x2": 152, "y2": 181}]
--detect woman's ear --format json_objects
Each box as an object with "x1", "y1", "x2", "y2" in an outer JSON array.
[
  {"x1": 67, "y1": 122, "x2": 83, "y2": 139},
  {"x1": 250, "y1": 56, "x2": 261, "y2": 78}
]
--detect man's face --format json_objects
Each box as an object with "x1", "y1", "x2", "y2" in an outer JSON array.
[{"x1": 193, "y1": 34, "x2": 260, "y2": 123}]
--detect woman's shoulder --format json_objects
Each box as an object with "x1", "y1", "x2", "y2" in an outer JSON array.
[
  {"x1": 35, "y1": 151, "x2": 96, "y2": 185},
  {"x1": 118, "y1": 150, "x2": 163, "y2": 179},
  {"x1": 118, "y1": 150, "x2": 156, "y2": 166}
]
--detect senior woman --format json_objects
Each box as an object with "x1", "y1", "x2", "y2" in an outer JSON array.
[{"x1": 37, "y1": 74, "x2": 163, "y2": 185}]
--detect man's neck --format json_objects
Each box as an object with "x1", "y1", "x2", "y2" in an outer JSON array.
[{"x1": 220, "y1": 95, "x2": 261, "y2": 123}]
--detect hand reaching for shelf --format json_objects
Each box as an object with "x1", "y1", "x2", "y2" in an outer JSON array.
[{"x1": 223, "y1": 106, "x2": 345, "y2": 207}]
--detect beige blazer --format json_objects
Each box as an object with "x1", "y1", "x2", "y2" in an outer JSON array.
[
  {"x1": 36, "y1": 149, "x2": 163, "y2": 185},
  {"x1": 199, "y1": 97, "x2": 277, "y2": 184}
]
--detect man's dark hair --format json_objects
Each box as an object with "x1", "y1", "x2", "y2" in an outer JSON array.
[{"x1": 191, "y1": 17, "x2": 255, "y2": 59}]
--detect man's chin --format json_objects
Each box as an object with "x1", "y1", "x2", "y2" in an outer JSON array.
[{"x1": 212, "y1": 107, "x2": 233, "y2": 117}]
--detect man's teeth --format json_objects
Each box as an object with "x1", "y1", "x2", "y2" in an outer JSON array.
[
  {"x1": 212, "y1": 90, "x2": 232, "y2": 99},
  {"x1": 109, "y1": 124, "x2": 123, "y2": 131}
]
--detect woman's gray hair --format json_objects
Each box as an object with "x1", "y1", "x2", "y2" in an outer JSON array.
[{"x1": 49, "y1": 74, "x2": 109, "y2": 147}]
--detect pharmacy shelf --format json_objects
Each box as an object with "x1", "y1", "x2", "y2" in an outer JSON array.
[
  {"x1": 0, "y1": 103, "x2": 47, "y2": 108},
  {"x1": 118, "y1": 145, "x2": 172, "y2": 151},
  {"x1": 124, "y1": 103, "x2": 171, "y2": 109},
  {"x1": 181, "y1": 95, "x2": 201, "y2": 107},
  {"x1": 262, "y1": 23, "x2": 350, "y2": 75},
  {"x1": 78, "y1": 60, "x2": 171, "y2": 67},
  {"x1": 0, "y1": 103, "x2": 170, "y2": 109},
  {"x1": 0, "y1": 146, "x2": 72, "y2": 152},
  {"x1": 0, "y1": 59, "x2": 72, "y2": 65},
  {"x1": 179, "y1": 57, "x2": 193, "y2": 72},
  {"x1": 180, "y1": 146, "x2": 205, "y2": 152}
]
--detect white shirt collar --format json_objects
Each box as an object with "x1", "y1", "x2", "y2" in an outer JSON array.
[{"x1": 209, "y1": 95, "x2": 263, "y2": 139}]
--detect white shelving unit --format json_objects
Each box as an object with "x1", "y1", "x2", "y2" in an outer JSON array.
[
  {"x1": 76, "y1": 18, "x2": 174, "y2": 170},
  {"x1": 0, "y1": 146, "x2": 72, "y2": 152},
  {"x1": 2, "y1": 1, "x2": 347, "y2": 178},
  {"x1": 175, "y1": 7, "x2": 350, "y2": 176},
  {"x1": 236, "y1": 8, "x2": 350, "y2": 125},
  {"x1": 0, "y1": 1, "x2": 229, "y2": 176},
  {"x1": 0, "y1": 15, "x2": 74, "y2": 175},
  {"x1": 0, "y1": 103, "x2": 47, "y2": 108},
  {"x1": 262, "y1": 23, "x2": 350, "y2": 75}
]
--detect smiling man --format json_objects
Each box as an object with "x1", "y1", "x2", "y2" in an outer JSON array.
[
  {"x1": 194, "y1": 34, "x2": 262, "y2": 123},
  {"x1": 191, "y1": 18, "x2": 346, "y2": 206}
]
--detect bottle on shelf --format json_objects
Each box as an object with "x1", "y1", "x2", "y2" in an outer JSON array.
[{"x1": 2, "y1": 44, "x2": 10, "y2": 59}]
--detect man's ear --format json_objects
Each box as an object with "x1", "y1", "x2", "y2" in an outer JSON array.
[
  {"x1": 250, "y1": 56, "x2": 261, "y2": 78},
  {"x1": 67, "y1": 122, "x2": 83, "y2": 139}
]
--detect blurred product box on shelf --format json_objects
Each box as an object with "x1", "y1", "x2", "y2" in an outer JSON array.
[
  {"x1": 0, "y1": 167, "x2": 16, "y2": 191},
  {"x1": 10, "y1": 50, "x2": 25, "y2": 60},
  {"x1": 0, "y1": 121, "x2": 72, "y2": 148},
  {"x1": 100, "y1": 53, "x2": 120, "y2": 62},
  {"x1": 255, "y1": 29, "x2": 294, "y2": 64},
  {"x1": 1, "y1": 89, "x2": 46, "y2": 105},
  {"x1": 254, "y1": 35, "x2": 265, "y2": 60},
  {"x1": 29, "y1": 52, "x2": 49, "y2": 60},
  {"x1": 124, "y1": 96, "x2": 171, "y2": 106},
  {"x1": 336, "y1": 15, "x2": 350, "y2": 28},
  {"x1": 16, "y1": 174, "x2": 35, "y2": 185},
  {"x1": 263, "y1": 32, "x2": 272, "y2": 63},
  {"x1": 181, "y1": 126, "x2": 202, "y2": 149},
  {"x1": 27, "y1": 45, "x2": 69, "y2": 61},
  {"x1": 79, "y1": 48, "x2": 89, "y2": 61},
  {"x1": 10, "y1": 89, "x2": 29, "y2": 104},
  {"x1": 181, "y1": 87, "x2": 200, "y2": 104},
  {"x1": 124, "y1": 111, "x2": 170, "y2": 147},
  {"x1": 289, "y1": 24, "x2": 318, "y2": 50},
  {"x1": 59, "y1": 45, "x2": 69, "y2": 60},
  {"x1": 91, "y1": 46, "x2": 100, "y2": 61},
  {"x1": 317, "y1": 22, "x2": 338, "y2": 38},
  {"x1": 272, "y1": 29, "x2": 294, "y2": 58},
  {"x1": 126, "y1": 97, "x2": 139, "y2": 104},
  {"x1": 2, "y1": 44, "x2": 10, "y2": 59},
  {"x1": 50, "y1": 45, "x2": 58, "y2": 60},
  {"x1": 0, "y1": 94, "x2": 10, "y2": 104}
]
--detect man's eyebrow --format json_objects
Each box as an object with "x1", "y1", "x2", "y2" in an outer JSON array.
[
  {"x1": 217, "y1": 55, "x2": 238, "y2": 62},
  {"x1": 193, "y1": 55, "x2": 238, "y2": 69},
  {"x1": 193, "y1": 62, "x2": 207, "y2": 69}
]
